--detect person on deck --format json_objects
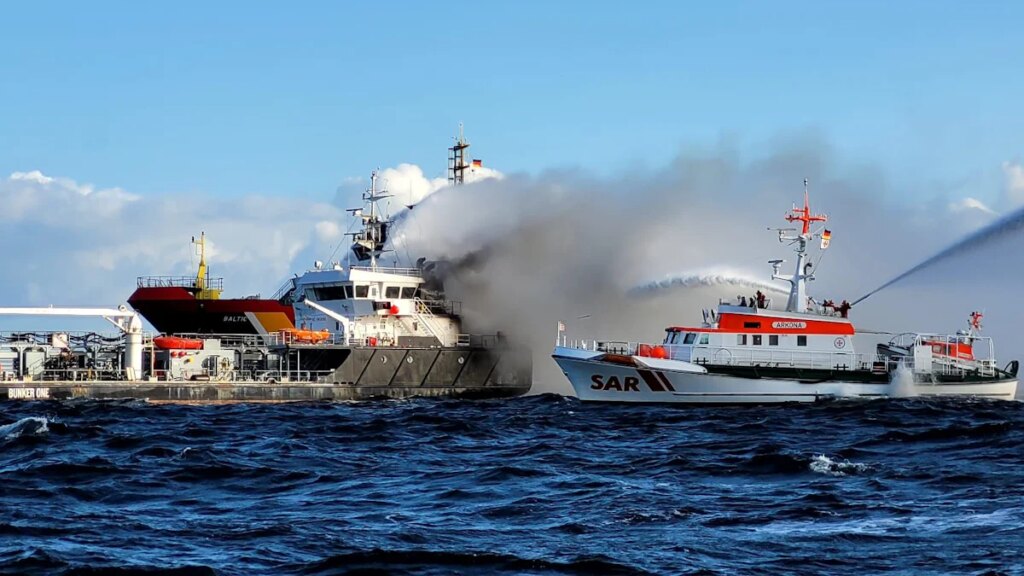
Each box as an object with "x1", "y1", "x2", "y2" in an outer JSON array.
[
  {"x1": 837, "y1": 300, "x2": 852, "y2": 318},
  {"x1": 755, "y1": 290, "x2": 766, "y2": 309},
  {"x1": 739, "y1": 296, "x2": 748, "y2": 307}
]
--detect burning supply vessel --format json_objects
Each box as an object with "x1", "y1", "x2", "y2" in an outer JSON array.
[{"x1": 1, "y1": 158, "x2": 531, "y2": 401}]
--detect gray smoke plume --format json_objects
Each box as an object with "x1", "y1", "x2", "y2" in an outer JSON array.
[{"x1": 390, "y1": 136, "x2": 1024, "y2": 394}]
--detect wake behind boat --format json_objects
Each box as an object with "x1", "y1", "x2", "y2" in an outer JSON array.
[{"x1": 552, "y1": 181, "x2": 1019, "y2": 403}]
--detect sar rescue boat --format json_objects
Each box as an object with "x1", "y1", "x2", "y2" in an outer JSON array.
[{"x1": 552, "y1": 181, "x2": 1019, "y2": 403}]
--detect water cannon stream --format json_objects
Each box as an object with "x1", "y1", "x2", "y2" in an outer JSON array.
[{"x1": 852, "y1": 204, "x2": 1024, "y2": 307}]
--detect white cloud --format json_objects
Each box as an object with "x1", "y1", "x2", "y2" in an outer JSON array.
[
  {"x1": 378, "y1": 163, "x2": 448, "y2": 207},
  {"x1": 314, "y1": 220, "x2": 344, "y2": 244},
  {"x1": 949, "y1": 196, "x2": 997, "y2": 216},
  {"x1": 0, "y1": 170, "x2": 344, "y2": 307},
  {"x1": 10, "y1": 170, "x2": 54, "y2": 185},
  {"x1": 362, "y1": 162, "x2": 504, "y2": 210},
  {"x1": 1003, "y1": 161, "x2": 1024, "y2": 207}
]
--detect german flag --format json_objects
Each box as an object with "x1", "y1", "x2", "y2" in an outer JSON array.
[{"x1": 820, "y1": 229, "x2": 832, "y2": 250}]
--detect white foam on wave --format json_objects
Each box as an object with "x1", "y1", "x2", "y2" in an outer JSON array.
[
  {"x1": 628, "y1": 269, "x2": 789, "y2": 299},
  {"x1": 809, "y1": 454, "x2": 868, "y2": 477},
  {"x1": 0, "y1": 416, "x2": 49, "y2": 440}
]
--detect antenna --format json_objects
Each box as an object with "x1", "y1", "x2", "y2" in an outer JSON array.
[{"x1": 447, "y1": 123, "x2": 470, "y2": 186}]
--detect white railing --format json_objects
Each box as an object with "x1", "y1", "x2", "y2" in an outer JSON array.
[{"x1": 350, "y1": 265, "x2": 423, "y2": 277}]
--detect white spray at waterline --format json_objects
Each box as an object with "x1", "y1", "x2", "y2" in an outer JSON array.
[{"x1": 890, "y1": 363, "x2": 916, "y2": 398}]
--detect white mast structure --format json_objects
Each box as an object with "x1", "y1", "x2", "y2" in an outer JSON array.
[
  {"x1": 347, "y1": 170, "x2": 392, "y2": 271},
  {"x1": 771, "y1": 179, "x2": 828, "y2": 313}
]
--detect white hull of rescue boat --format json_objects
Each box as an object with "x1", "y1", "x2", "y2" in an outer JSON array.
[{"x1": 552, "y1": 347, "x2": 1018, "y2": 403}]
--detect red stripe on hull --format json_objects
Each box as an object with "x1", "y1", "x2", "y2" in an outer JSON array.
[{"x1": 128, "y1": 288, "x2": 295, "y2": 335}]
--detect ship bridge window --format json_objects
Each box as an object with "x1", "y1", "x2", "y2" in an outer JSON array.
[
  {"x1": 313, "y1": 286, "x2": 348, "y2": 301},
  {"x1": 344, "y1": 285, "x2": 354, "y2": 299},
  {"x1": 385, "y1": 286, "x2": 400, "y2": 299},
  {"x1": 744, "y1": 321, "x2": 761, "y2": 329},
  {"x1": 401, "y1": 286, "x2": 417, "y2": 299},
  {"x1": 699, "y1": 334, "x2": 710, "y2": 345},
  {"x1": 355, "y1": 285, "x2": 369, "y2": 298},
  {"x1": 683, "y1": 333, "x2": 697, "y2": 345}
]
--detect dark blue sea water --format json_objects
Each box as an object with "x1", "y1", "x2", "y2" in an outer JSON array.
[{"x1": 1, "y1": 396, "x2": 1022, "y2": 575}]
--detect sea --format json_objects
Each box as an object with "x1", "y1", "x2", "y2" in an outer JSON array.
[{"x1": 1, "y1": 395, "x2": 1022, "y2": 575}]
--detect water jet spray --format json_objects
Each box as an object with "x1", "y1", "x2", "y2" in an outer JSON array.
[{"x1": 852, "y1": 204, "x2": 1024, "y2": 307}]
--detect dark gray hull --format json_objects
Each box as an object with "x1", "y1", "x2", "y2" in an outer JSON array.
[{"x1": 0, "y1": 345, "x2": 532, "y2": 403}]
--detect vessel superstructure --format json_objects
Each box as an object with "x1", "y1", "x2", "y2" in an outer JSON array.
[
  {"x1": 127, "y1": 233, "x2": 296, "y2": 335},
  {"x1": 552, "y1": 181, "x2": 1018, "y2": 403}
]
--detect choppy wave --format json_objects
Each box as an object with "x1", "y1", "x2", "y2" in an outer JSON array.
[
  {"x1": 0, "y1": 396, "x2": 1022, "y2": 575},
  {"x1": 0, "y1": 416, "x2": 48, "y2": 440}
]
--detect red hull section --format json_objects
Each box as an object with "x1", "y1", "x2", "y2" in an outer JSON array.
[{"x1": 128, "y1": 287, "x2": 296, "y2": 335}]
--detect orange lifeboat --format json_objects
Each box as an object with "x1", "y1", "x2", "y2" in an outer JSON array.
[
  {"x1": 636, "y1": 344, "x2": 669, "y2": 359},
  {"x1": 153, "y1": 336, "x2": 204, "y2": 350},
  {"x1": 923, "y1": 339, "x2": 975, "y2": 361},
  {"x1": 282, "y1": 328, "x2": 331, "y2": 344}
]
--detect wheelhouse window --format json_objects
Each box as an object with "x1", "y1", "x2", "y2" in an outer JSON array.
[
  {"x1": 737, "y1": 334, "x2": 747, "y2": 345},
  {"x1": 385, "y1": 286, "x2": 400, "y2": 299},
  {"x1": 344, "y1": 285, "x2": 354, "y2": 299},
  {"x1": 769, "y1": 335, "x2": 779, "y2": 346},
  {"x1": 753, "y1": 335, "x2": 763, "y2": 346},
  {"x1": 699, "y1": 334, "x2": 710, "y2": 345},
  {"x1": 797, "y1": 335, "x2": 807, "y2": 347},
  {"x1": 313, "y1": 285, "x2": 347, "y2": 300},
  {"x1": 354, "y1": 285, "x2": 369, "y2": 298},
  {"x1": 400, "y1": 286, "x2": 417, "y2": 299},
  {"x1": 744, "y1": 321, "x2": 761, "y2": 329},
  {"x1": 683, "y1": 333, "x2": 697, "y2": 345}
]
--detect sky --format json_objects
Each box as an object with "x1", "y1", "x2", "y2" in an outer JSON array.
[
  {"x1": 2, "y1": 1, "x2": 1023, "y2": 199},
  {"x1": 1, "y1": 1, "x2": 1024, "y2": 348}
]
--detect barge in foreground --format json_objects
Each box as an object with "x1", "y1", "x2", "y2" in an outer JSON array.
[{"x1": 0, "y1": 331, "x2": 530, "y2": 403}]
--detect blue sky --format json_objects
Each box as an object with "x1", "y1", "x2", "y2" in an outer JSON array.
[{"x1": 2, "y1": 1, "x2": 1023, "y2": 204}]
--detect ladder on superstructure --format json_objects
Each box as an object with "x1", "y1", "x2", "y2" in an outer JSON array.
[{"x1": 412, "y1": 299, "x2": 450, "y2": 346}]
